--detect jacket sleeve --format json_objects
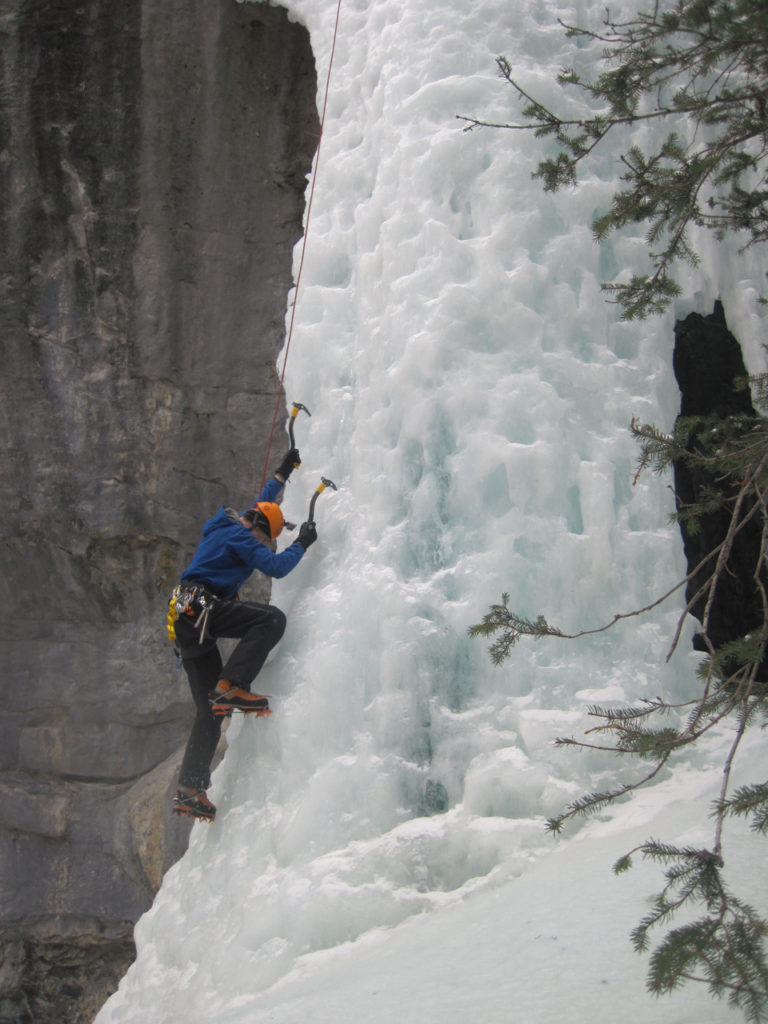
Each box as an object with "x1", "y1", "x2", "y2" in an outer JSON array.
[
  {"x1": 256, "y1": 477, "x2": 285, "y2": 504},
  {"x1": 229, "y1": 533, "x2": 305, "y2": 579}
]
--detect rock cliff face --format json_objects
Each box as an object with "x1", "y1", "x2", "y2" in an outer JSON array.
[{"x1": 0, "y1": 1, "x2": 318, "y2": 1020}]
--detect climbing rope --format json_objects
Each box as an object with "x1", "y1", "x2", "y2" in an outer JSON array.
[{"x1": 259, "y1": 0, "x2": 344, "y2": 491}]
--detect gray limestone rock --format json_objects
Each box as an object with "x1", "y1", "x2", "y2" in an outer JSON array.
[{"x1": 0, "y1": 0, "x2": 319, "y2": 1018}]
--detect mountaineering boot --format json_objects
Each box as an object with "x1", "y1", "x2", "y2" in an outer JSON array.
[
  {"x1": 172, "y1": 789, "x2": 216, "y2": 823},
  {"x1": 209, "y1": 680, "x2": 271, "y2": 718}
]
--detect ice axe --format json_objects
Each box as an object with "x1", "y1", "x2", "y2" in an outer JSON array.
[
  {"x1": 288, "y1": 402, "x2": 311, "y2": 467},
  {"x1": 308, "y1": 477, "x2": 337, "y2": 521}
]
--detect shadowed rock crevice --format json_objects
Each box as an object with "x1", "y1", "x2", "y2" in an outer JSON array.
[{"x1": 672, "y1": 301, "x2": 768, "y2": 676}]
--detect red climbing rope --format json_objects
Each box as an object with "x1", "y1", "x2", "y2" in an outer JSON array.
[{"x1": 259, "y1": 0, "x2": 344, "y2": 492}]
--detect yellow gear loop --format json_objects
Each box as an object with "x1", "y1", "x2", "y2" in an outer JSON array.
[{"x1": 167, "y1": 585, "x2": 182, "y2": 644}]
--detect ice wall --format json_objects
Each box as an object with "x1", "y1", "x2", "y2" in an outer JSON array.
[{"x1": 97, "y1": 1, "x2": 768, "y2": 1021}]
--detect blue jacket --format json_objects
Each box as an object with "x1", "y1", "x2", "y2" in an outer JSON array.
[{"x1": 180, "y1": 478, "x2": 305, "y2": 599}]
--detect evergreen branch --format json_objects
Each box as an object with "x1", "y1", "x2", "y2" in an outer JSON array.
[
  {"x1": 467, "y1": 594, "x2": 563, "y2": 664},
  {"x1": 546, "y1": 753, "x2": 675, "y2": 833},
  {"x1": 462, "y1": 0, "x2": 768, "y2": 317},
  {"x1": 712, "y1": 694, "x2": 754, "y2": 856},
  {"x1": 666, "y1": 451, "x2": 768, "y2": 664},
  {"x1": 699, "y1": 453, "x2": 768, "y2": 644},
  {"x1": 583, "y1": 697, "x2": 672, "y2": 722},
  {"x1": 465, "y1": 5, "x2": 768, "y2": 1010},
  {"x1": 470, "y1": 465, "x2": 767, "y2": 666},
  {"x1": 716, "y1": 782, "x2": 768, "y2": 835}
]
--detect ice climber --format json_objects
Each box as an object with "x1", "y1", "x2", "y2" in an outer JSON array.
[{"x1": 168, "y1": 447, "x2": 317, "y2": 822}]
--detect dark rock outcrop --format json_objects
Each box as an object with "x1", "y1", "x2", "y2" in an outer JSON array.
[
  {"x1": 0, "y1": 0, "x2": 319, "y2": 1019},
  {"x1": 672, "y1": 301, "x2": 768, "y2": 672}
]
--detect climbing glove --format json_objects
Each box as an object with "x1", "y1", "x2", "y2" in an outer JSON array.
[
  {"x1": 276, "y1": 448, "x2": 301, "y2": 480},
  {"x1": 297, "y1": 521, "x2": 317, "y2": 549}
]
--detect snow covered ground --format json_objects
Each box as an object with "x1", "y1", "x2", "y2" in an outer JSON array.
[{"x1": 97, "y1": 0, "x2": 768, "y2": 1021}]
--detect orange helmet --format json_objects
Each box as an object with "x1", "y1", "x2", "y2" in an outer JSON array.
[{"x1": 252, "y1": 501, "x2": 284, "y2": 539}]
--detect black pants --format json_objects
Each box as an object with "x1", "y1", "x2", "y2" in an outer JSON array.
[{"x1": 174, "y1": 599, "x2": 287, "y2": 791}]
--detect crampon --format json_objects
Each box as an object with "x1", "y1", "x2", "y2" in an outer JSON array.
[
  {"x1": 209, "y1": 685, "x2": 272, "y2": 719},
  {"x1": 172, "y1": 789, "x2": 216, "y2": 823}
]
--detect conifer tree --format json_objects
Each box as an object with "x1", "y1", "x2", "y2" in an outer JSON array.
[
  {"x1": 470, "y1": 395, "x2": 768, "y2": 1021},
  {"x1": 460, "y1": 0, "x2": 768, "y2": 319},
  {"x1": 465, "y1": 4, "x2": 768, "y2": 1013}
]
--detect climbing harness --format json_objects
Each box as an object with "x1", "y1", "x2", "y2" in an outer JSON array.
[
  {"x1": 259, "y1": 0, "x2": 344, "y2": 491},
  {"x1": 167, "y1": 584, "x2": 218, "y2": 646}
]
